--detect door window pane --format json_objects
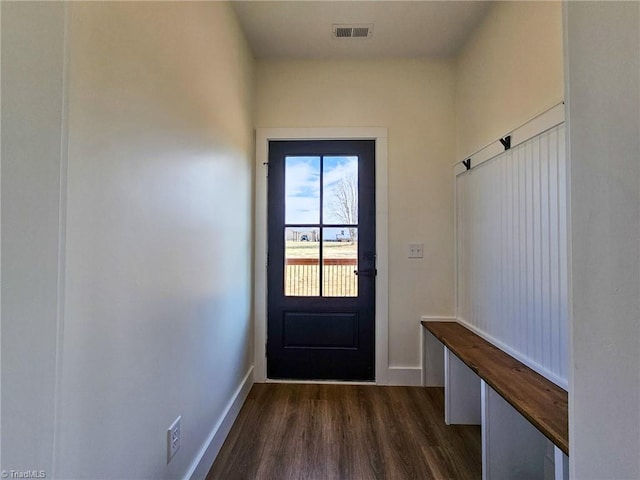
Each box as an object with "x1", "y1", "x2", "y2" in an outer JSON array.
[
  {"x1": 285, "y1": 227, "x2": 320, "y2": 296},
  {"x1": 323, "y1": 156, "x2": 358, "y2": 224},
  {"x1": 285, "y1": 156, "x2": 320, "y2": 224},
  {"x1": 322, "y1": 227, "x2": 358, "y2": 297}
]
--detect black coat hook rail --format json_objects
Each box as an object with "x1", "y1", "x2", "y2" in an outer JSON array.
[{"x1": 499, "y1": 135, "x2": 511, "y2": 151}]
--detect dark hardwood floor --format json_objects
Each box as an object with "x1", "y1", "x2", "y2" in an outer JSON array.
[{"x1": 207, "y1": 383, "x2": 481, "y2": 480}]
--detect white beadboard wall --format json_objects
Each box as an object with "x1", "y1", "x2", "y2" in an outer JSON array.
[{"x1": 456, "y1": 124, "x2": 568, "y2": 388}]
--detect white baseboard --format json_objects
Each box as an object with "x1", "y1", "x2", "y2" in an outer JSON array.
[
  {"x1": 185, "y1": 366, "x2": 254, "y2": 480},
  {"x1": 387, "y1": 366, "x2": 422, "y2": 386}
]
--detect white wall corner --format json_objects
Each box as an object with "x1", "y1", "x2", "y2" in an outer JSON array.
[
  {"x1": 384, "y1": 315, "x2": 453, "y2": 386},
  {"x1": 185, "y1": 366, "x2": 254, "y2": 480}
]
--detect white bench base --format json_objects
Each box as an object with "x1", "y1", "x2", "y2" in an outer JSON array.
[{"x1": 423, "y1": 327, "x2": 569, "y2": 480}]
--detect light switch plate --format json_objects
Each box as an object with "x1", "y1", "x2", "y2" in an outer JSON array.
[
  {"x1": 408, "y1": 243, "x2": 424, "y2": 258},
  {"x1": 167, "y1": 416, "x2": 181, "y2": 463}
]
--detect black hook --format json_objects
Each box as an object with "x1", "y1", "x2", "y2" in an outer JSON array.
[
  {"x1": 462, "y1": 159, "x2": 471, "y2": 170},
  {"x1": 499, "y1": 135, "x2": 511, "y2": 151}
]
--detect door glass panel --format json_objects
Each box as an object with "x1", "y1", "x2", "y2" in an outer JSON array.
[
  {"x1": 285, "y1": 156, "x2": 321, "y2": 224},
  {"x1": 323, "y1": 227, "x2": 358, "y2": 297},
  {"x1": 323, "y1": 156, "x2": 358, "y2": 224},
  {"x1": 285, "y1": 227, "x2": 320, "y2": 296}
]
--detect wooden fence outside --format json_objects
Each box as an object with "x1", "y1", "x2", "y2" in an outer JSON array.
[{"x1": 285, "y1": 258, "x2": 357, "y2": 297}]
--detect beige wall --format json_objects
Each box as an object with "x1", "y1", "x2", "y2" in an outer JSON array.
[
  {"x1": 256, "y1": 59, "x2": 456, "y2": 370},
  {"x1": 2, "y1": 2, "x2": 255, "y2": 479},
  {"x1": 255, "y1": 3, "x2": 564, "y2": 373},
  {"x1": 455, "y1": 1, "x2": 564, "y2": 159}
]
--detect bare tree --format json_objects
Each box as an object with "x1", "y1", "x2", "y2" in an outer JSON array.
[{"x1": 327, "y1": 174, "x2": 358, "y2": 242}]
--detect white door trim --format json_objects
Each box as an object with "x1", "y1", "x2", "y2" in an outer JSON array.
[{"x1": 254, "y1": 127, "x2": 389, "y2": 384}]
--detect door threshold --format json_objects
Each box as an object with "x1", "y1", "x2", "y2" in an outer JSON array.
[{"x1": 265, "y1": 378, "x2": 377, "y2": 386}]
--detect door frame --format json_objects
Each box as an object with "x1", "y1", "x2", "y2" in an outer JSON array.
[{"x1": 254, "y1": 127, "x2": 389, "y2": 384}]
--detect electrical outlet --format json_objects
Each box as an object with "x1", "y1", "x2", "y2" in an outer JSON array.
[
  {"x1": 408, "y1": 243, "x2": 424, "y2": 258},
  {"x1": 167, "y1": 416, "x2": 181, "y2": 463}
]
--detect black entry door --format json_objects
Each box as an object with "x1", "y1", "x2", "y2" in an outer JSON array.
[{"x1": 267, "y1": 140, "x2": 376, "y2": 381}]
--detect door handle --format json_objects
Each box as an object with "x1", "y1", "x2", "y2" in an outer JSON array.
[{"x1": 354, "y1": 268, "x2": 377, "y2": 277}]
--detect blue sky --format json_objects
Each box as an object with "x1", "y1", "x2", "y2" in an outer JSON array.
[{"x1": 285, "y1": 156, "x2": 358, "y2": 228}]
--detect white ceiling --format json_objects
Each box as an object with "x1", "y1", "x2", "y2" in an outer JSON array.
[{"x1": 231, "y1": 1, "x2": 492, "y2": 60}]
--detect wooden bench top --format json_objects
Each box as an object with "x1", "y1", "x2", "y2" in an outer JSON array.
[{"x1": 421, "y1": 321, "x2": 569, "y2": 455}]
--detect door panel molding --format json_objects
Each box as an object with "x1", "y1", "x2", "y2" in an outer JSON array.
[{"x1": 255, "y1": 127, "x2": 389, "y2": 384}]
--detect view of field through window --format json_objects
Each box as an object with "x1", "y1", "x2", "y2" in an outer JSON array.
[{"x1": 284, "y1": 155, "x2": 359, "y2": 297}]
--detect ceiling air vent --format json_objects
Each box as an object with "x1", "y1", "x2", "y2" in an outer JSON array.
[{"x1": 332, "y1": 24, "x2": 373, "y2": 39}]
